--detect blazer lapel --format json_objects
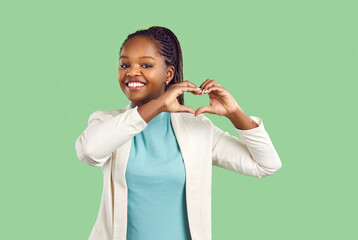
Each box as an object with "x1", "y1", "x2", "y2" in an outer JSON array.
[
  {"x1": 169, "y1": 112, "x2": 196, "y2": 182},
  {"x1": 112, "y1": 102, "x2": 133, "y2": 240},
  {"x1": 170, "y1": 112, "x2": 201, "y2": 239}
]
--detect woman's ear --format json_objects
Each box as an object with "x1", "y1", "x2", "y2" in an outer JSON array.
[{"x1": 166, "y1": 66, "x2": 175, "y2": 83}]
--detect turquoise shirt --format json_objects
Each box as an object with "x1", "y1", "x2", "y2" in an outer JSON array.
[{"x1": 125, "y1": 111, "x2": 191, "y2": 240}]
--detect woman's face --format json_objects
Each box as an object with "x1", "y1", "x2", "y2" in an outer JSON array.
[{"x1": 118, "y1": 36, "x2": 175, "y2": 108}]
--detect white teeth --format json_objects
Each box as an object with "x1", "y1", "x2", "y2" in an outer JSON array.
[{"x1": 128, "y1": 82, "x2": 144, "y2": 87}]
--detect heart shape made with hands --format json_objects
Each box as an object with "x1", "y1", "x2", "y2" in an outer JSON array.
[
  {"x1": 181, "y1": 86, "x2": 235, "y2": 117},
  {"x1": 183, "y1": 89, "x2": 214, "y2": 116},
  {"x1": 165, "y1": 79, "x2": 239, "y2": 117}
]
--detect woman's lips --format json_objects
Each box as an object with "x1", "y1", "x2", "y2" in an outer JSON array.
[{"x1": 126, "y1": 82, "x2": 146, "y2": 91}]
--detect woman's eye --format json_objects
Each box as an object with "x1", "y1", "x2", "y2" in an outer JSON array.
[
  {"x1": 142, "y1": 64, "x2": 152, "y2": 68},
  {"x1": 120, "y1": 64, "x2": 128, "y2": 69}
]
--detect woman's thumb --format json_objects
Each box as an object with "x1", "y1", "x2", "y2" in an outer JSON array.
[
  {"x1": 195, "y1": 106, "x2": 213, "y2": 116},
  {"x1": 178, "y1": 105, "x2": 195, "y2": 114}
]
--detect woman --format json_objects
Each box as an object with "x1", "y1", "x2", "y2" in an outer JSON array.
[{"x1": 75, "y1": 26, "x2": 282, "y2": 240}]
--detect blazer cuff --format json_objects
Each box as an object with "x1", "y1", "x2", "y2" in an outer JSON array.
[{"x1": 132, "y1": 106, "x2": 148, "y2": 131}]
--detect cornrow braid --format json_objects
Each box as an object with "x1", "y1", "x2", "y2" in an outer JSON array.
[{"x1": 119, "y1": 26, "x2": 184, "y2": 105}]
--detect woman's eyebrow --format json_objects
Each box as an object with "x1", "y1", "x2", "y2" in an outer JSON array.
[{"x1": 120, "y1": 56, "x2": 155, "y2": 60}]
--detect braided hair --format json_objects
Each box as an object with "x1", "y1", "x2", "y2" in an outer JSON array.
[{"x1": 119, "y1": 26, "x2": 184, "y2": 105}]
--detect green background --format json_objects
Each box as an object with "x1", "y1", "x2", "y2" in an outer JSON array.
[{"x1": 1, "y1": 0, "x2": 357, "y2": 239}]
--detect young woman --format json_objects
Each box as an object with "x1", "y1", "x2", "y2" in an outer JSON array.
[{"x1": 75, "y1": 26, "x2": 282, "y2": 240}]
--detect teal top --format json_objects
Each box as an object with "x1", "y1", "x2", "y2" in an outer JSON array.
[{"x1": 125, "y1": 111, "x2": 192, "y2": 240}]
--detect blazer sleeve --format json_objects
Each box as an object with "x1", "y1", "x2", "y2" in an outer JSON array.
[
  {"x1": 75, "y1": 106, "x2": 148, "y2": 167},
  {"x1": 208, "y1": 116, "x2": 282, "y2": 178}
]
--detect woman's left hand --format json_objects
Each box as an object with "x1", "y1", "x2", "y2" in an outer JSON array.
[{"x1": 195, "y1": 79, "x2": 240, "y2": 117}]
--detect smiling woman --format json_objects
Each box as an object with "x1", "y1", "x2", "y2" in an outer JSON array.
[
  {"x1": 75, "y1": 26, "x2": 282, "y2": 240},
  {"x1": 118, "y1": 35, "x2": 176, "y2": 109}
]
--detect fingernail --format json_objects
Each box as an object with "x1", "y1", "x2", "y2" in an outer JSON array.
[{"x1": 204, "y1": 90, "x2": 208, "y2": 94}]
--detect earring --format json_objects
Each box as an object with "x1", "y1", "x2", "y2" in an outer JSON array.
[{"x1": 165, "y1": 81, "x2": 169, "y2": 85}]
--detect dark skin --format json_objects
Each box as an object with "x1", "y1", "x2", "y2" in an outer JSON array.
[{"x1": 118, "y1": 36, "x2": 258, "y2": 130}]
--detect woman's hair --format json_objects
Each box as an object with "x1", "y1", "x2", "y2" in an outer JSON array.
[{"x1": 119, "y1": 26, "x2": 184, "y2": 105}]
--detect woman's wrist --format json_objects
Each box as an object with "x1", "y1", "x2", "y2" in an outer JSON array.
[
  {"x1": 137, "y1": 98, "x2": 164, "y2": 123},
  {"x1": 225, "y1": 107, "x2": 259, "y2": 130}
]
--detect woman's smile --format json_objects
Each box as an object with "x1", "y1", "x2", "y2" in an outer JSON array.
[{"x1": 126, "y1": 81, "x2": 146, "y2": 91}]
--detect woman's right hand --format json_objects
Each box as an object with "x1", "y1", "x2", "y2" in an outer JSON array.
[{"x1": 158, "y1": 80, "x2": 202, "y2": 114}]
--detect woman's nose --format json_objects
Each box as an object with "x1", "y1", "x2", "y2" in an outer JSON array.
[{"x1": 126, "y1": 65, "x2": 140, "y2": 77}]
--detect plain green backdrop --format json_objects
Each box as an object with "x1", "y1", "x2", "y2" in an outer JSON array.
[{"x1": 1, "y1": 0, "x2": 357, "y2": 239}]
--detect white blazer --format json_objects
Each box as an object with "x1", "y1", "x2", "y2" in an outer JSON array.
[{"x1": 75, "y1": 103, "x2": 282, "y2": 240}]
